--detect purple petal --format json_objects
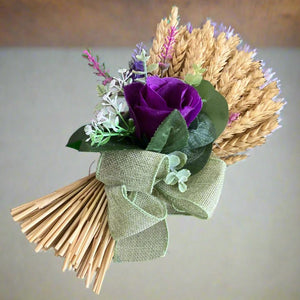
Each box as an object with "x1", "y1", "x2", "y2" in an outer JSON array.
[
  {"x1": 140, "y1": 84, "x2": 169, "y2": 110},
  {"x1": 124, "y1": 82, "x2": 145, "y2": 137},
  {"x1": 134, "y1": 106, "x2": 172, "y2": 139}
]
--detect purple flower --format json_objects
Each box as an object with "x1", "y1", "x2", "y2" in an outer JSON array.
[
  {"x1": 129, "y1": 43, "x2": 147, "y2": 80},
  {"x1": 186, "y1": 22, "x2": 193, "y2": 33},
  {"x1": 124, "y1": 76, "x2": 202, "y2": 139},
  {"x1": 211, "y1": 22, "x2": 236, "y2": 39}
]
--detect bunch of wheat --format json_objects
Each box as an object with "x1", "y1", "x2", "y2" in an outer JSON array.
[{"x1": 11, "y1": 7, "x2": 284, "y2": 294}]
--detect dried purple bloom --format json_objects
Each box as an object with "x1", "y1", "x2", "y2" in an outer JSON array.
[
  {"x1": 237, "y1": 43, "x2": 257, "y2": 58},
  {"x1": 212, "y1": 22, "x2": 235, "y2": 39},
  {"x1": 260, "y1": 66, "x2": 278, "y2": 90},
  {"x1": 186, "y1": 22, "x2": 193, "y2": 33},
  {"x1": 228, "y1": 113, "x2": 240, "y2": 126}
]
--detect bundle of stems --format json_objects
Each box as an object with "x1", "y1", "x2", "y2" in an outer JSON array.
[
  {"x1": 11, "y1": 173, "x2": 114, "y2": 294},
  {"x1": 11, "y1": 7, "x2": 285, "y2": 296}
]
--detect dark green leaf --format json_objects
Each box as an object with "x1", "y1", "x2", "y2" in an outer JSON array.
[
  {"x1": 146, "y1": 110, "x2": 188, "y2": 154},
  {"x1": 181, "y1": 143, "x2": 213, "y2": 175},
  {"x1": 187, "y1": 112, "x2": 216, "y2": 148},
  {"x1": 66, "y1": 125, "x2": 139, "y2": 152},
  {"x1": 195, "y1": 79, "x2": 229, "y2": 138}
]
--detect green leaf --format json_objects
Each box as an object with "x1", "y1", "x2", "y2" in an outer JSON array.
[
  {"x1": 184, "y1": 64, "x2": 206, "y2": 87},
  {"x1": 168, "y1": 151, "x2": 187, "y2": 170},
  {"x1": 147, "y1": 63, "x2": 159, "y2": 73},
  {"x1": 146, "y1": 110, "x2": 188, "y2": 154},
  {"x1": 184, "y1": 73, "x2": 203, "y2": 86},
  {"x1": 164, "y1": 172, "x2": 178, "y2": 185},
  {"x1": 181, "y1": 143, "x2": 213, "y2": 175},
  {"x1": 66, "y1": 126, "x2": 138, "y2": 152},
  {"x1": 195, "y1": 79, "x2": 229, "y2": 138},
  {"x1": 187, "y1": 112, "x2": 216, "y2": 148}
]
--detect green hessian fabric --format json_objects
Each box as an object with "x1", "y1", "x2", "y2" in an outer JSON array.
[{"x1": 96, "y1": 150, "x2": 226, "y2": 262}]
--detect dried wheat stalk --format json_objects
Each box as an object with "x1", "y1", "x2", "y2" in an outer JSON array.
[
  {"x1": 203, "y1": 33, "x2": 240, "y2": 86},
  {"x1": 11, "y1": 174, "x2": 114, "y2": 294},
  {"x1": 214, "y1": 114, "x2": 280, "y2": 158},
  {"x1": 222, "y1": 154, "x2": 248, "y2": 165},
  {"x1": 167, "y1": 26, "x2": 190, "y2": 77},
  {"x1": 180, "y1": 20, "x2": 215, "y2": 77}
]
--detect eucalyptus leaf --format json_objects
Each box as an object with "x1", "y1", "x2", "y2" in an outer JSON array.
[
  {"x1": 66, "y1": 125, "x2": 138, "y2": 152},
  {"x1": 184, "y1": 73, "x2": 203, "y2": 87},
  {"x1": 168, "y1": 151, "x2": 187, "y2": 170},
  {"x1": 147, "y1": 63, "x2": 159, "y2": 73},
  {"x1": 146, "y1": 110, "x2": 189, "y2": 154},
  {"x1": 195, "y1": 79, "x2": 228, "y2": 138},
  {"x1": 181, "y1": 143, "x2": 213, "y2": 175},
  {"x1": 188, "y1": 112, "x2": 216, "y2": 149}
]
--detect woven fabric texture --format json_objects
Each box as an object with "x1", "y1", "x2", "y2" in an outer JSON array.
[{"x1": 96, "y1": 150, "x2": 226, "y2": 262}]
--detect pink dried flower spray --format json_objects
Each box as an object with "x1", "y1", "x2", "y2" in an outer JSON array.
[
  {"x1": 82, "y1": 50, "x2": 112, "y2": 85},
  {"x1": 160, "y1": 26, "x2": 177, "y2": 63}
]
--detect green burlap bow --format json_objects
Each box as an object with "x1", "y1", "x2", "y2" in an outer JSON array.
[{"x1": 96, "y1": 150, "x2": 226, "y2": 262}]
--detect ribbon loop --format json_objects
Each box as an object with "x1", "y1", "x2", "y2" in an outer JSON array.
[
  {"x1": 96, "y1": 150, "x2": 226, "y2": 262},
  {"x1": 113, "y1": 220, "x2": 169, "y2": 262},
  {"x1": 155, "y1": 155, "x2": 226, "y2": 219},
  {"x1": 97, "y1": 150, "x2": 170, "y2": 194},
  {"x1": 106, "y1": 185, "x2": 167, "y2": 240}
]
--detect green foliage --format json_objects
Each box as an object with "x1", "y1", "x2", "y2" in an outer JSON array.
[
  {"x1": 187, "y1": 112, "x2": 216, "y2": 148},
  {"x1": 175, "y1": 111, "x2": 215, "y2": 174},
  {"x1": 184, "y1": 64, "x2": 206, "y2": 87},
  {"x1": 133, "y1": 49, "x2": 150, "y2": 83},
  {"x1": 147, "y1": 63, "x2": 159, "y2": 73},
  {"x1": 66, "y1": 126, "x2": 138, "y2": 152},
  {"x1": 146, "y1": 110, "x2": 189, "y2": 154},
  {"x1": 164, "y1": 151, "x2": 191, "y2": 192},
  {"x1": 181, "y1": 143, "x2": 213, "y2": 175},
  {"x1": 195, "y1": 79, "x2": 229, "y2": 138},
  {"x1": 96, "y1": 84, "x2": 106, "y2": 97},
  {"x1": 168, "y1": 151, "x2": 187, "y2": 170}
]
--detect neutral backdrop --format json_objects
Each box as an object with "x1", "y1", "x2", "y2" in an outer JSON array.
[{"x1": 0, "y1": 47, "x2": 299, "y2": 300}]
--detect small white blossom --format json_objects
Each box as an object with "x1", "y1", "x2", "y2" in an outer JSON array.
[{"x1": 84, "y1": 125, "x2": 94, "y2": 138}]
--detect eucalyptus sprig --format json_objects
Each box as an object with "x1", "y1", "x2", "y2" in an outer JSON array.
[
  {"x1": 164, "y1": 152, "x2": 191, "y2": 193},
  {"x1": 184, "y1": 64, "x2": 206, "y2": 87}
]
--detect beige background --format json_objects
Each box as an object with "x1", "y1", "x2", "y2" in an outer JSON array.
[
  {"x1": 0, "y1": 0, "x2": 299, "y2": 47},
  {"x1": 0, "y1": 47, "x2": 299, "y2": 300}
]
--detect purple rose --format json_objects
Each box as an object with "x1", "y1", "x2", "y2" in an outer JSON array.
[{"x1": 124, "y1": 76, "x2": 202, "y2": 139}]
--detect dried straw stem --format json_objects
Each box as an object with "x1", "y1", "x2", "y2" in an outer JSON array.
[{"x1": 11, "y1": 174, "x2": 114, "y2": 294}]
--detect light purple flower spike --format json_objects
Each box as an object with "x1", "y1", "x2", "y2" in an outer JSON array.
[
  {"x1": 186, "y1": 22, "x2": 193, "y2": 33},
  {"x1": 211, "y1": 22, "x2": 235, "y2": 39}
]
